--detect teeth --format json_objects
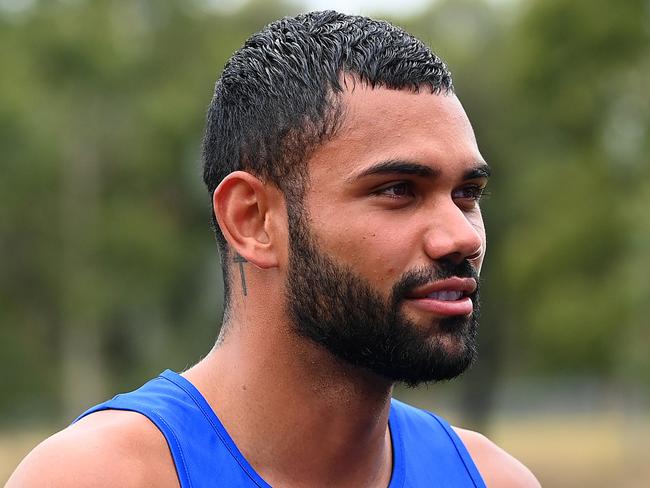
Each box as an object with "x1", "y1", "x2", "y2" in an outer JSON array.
[{"x1": 427, "y1": 290, "x2": 463, "y2": 301}]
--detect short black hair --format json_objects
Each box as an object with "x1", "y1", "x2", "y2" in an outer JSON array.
[{"x1": 202, "y1": 10, "x2": 453, "y2": 306}]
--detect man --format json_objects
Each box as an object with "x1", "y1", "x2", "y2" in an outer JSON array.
[{"x1": 9, "y1": 11, "x2": 540, "y2": 487}]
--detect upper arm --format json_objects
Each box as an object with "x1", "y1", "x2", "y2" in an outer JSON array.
[
  {"x1": 453, "y1": 427, "x2": 541, "y2": 488},
  {"x1": 6, "y1": 410, "x2": 178, "y2": 488},
  {"x1": 6, "y1": 428, "x2": 130, "y2": 488}
]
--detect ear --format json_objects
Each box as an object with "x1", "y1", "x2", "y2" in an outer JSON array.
[{"x1": 213, "y1": 171, "x2": 281, "y2": 269}]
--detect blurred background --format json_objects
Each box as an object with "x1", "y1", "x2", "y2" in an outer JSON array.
[{"x1": 1, "y1": 0, "x2": 648, "y2": 486}]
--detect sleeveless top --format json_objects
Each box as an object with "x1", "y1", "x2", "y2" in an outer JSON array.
[{"x1": 75, "y1": 370, "x2": 486, "y2": 487}]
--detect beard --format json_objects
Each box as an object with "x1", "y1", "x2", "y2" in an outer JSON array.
[{"x1": 285, "y1": 209, "x2": 480, "y2": 387}]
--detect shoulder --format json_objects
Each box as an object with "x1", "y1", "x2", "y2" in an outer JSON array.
[
  {"x1": 6, "y1": 409, "x2": 179, "y2": 488},
  {"x1": 453, "y1": 427, "x2": 541, "y2": 488}
]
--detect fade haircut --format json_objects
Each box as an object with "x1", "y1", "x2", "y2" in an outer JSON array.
[{"x1": 202, "y1": 10, "x2": 453, "y2": 306}]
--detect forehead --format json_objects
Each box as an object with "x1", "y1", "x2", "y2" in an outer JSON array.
[{"x1": 307, "y1": 86, "x2": 482, "y2": 180}]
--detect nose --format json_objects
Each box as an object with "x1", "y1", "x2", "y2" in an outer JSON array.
[{"x1": 423, "y1": 201, "x2": 485, "y2": 265}]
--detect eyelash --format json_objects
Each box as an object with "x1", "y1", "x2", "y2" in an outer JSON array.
[
  {"x1": 373, "y1": 182, "x2": 415, "y2": 199},
  {"x1": 373, "y1": 182, "x2": 490, "y2": 203},
  {"x1": 453, "y1": 185, "x2": 490, "y2": 202}
]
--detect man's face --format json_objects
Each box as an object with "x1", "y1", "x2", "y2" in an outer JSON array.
[{"x1": 285, "y1": 86, "x2": 488, "y2": 386}]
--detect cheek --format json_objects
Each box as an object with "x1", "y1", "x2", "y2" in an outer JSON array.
[
  {"x1": 468, "y1": 209, "x2": 486, "y2": 238},
  {"x1": 471, "y1": 213, "x2": 487, "y2": 272},
  {"x1": 339, "y1": 230, "x2": 409, "y2": 283},
  {"x1": 306, "y1": 201, "x2": 414, "y2": 284}
]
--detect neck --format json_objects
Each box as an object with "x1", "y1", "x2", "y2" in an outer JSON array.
[{"x1": 184, "y1": 310, "x2": 395, "y2": 487}]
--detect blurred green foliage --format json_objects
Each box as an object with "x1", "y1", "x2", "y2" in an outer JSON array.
[{"x1": 0, "y1": 0, "x2": 648, "y2": 425}]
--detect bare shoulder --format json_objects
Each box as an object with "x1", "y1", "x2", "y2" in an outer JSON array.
[
  {"x1": 6, "y1": 410, "x2": 179, "y2": 488},
  {"x1": 453, "y1": 427, "x2": 541, "y2": 488}
]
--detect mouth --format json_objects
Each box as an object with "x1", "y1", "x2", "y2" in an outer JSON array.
[{"x1": 404, "y1": 277, "x2": 476, "y2": 317}]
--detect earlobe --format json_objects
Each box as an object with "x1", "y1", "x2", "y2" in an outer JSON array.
[{"x1": 213, "y1": 171, "x2": 280, "y2": 269}]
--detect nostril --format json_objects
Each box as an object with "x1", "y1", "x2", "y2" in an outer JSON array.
[{"x1": 466, "y1": 247, "x2": 482, "y2": 260}]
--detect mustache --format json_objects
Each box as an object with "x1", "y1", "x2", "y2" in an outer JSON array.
[{"x1": 390, "y1": 260, "x2": 479, "y2": 302}]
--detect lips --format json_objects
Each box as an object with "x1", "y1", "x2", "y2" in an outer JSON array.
[{"x1": 404, "y1": 277, "x2": 477, "y2": 317}]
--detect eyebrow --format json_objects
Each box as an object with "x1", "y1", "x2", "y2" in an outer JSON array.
[
  {"x1": 349, "y1": 159, "x2": 491, "y2": 182},
  {"x1": 464, "y1": 163, "x2": 491, "y2": 180},
  {"x1": 349, "y1": 160, "x2": 439, "y2": 181}
]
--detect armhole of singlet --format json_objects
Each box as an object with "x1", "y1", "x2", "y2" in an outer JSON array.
[
  {"x1": 425, "y1": 412, "x2": 487, "y2": 488},
  {"x1": 74, "y1": 403, "x2": 193, "y2": 488},
  {"x1": 159, "y1": 370, "x2": 272, "y2": 488}
]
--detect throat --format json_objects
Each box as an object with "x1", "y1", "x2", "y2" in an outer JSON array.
[{"x1": 191, "y1": 339, "x2": 397, "y2": 487}]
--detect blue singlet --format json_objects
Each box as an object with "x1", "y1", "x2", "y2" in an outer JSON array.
[{"x1": 75, "y1": 370, "x2": 486, "y2": 487}]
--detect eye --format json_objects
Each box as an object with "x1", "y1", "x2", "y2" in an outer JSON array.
[
  {"x1": 452, "y1": 185, "x2": 489, "y2": 207},
  {"x1": 373, "y1": 181, "x2": 415, "y2": 199}
]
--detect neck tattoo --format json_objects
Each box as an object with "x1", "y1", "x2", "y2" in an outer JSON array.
[{"x1": 233, "y1": 254, "x2": 248, "y2": 296}]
